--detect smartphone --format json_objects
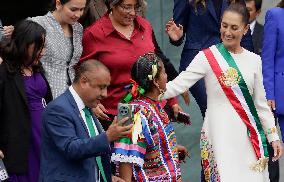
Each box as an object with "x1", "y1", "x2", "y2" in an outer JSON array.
[
  {"x1": 176, "y1": 111, "x2": 191, "y2": 125},
  {"x1": 0, "y1": 159, "x2": 8, "y2": 181},
  {"x1": 117, "y1": 103, "x2": 133, "y2": 126}
]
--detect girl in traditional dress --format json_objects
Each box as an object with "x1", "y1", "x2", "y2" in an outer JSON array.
[
  {"x1": 111, "y1": 53, "x2": 188, "y2": 181},
  {"x1": 164, "y1": 3, "x2": 282, "y2": 182}
]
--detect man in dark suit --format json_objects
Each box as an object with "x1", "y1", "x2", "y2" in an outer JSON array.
[
  {"x1": 40, "y1": 59, "x2": 132, "y2": 182},
  {"x1": 245, "y1": 0, "x2": 263, "y2": 55},
  {"x1": 245, "y1": 1, "x2": 280, "y2": 182}
]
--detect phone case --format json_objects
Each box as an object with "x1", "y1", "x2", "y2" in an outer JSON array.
[{"x1": 117, "y1": 103, "x2": 133, "y2": 126}]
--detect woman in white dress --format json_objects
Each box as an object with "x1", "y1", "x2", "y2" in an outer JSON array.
[{"x1": 165, "y1": 3, "x2": 282, "y2": 182}]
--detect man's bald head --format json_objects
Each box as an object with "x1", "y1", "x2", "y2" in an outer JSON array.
[{"x1": 73, "y1": 59, "x2": 109, "y2": 83}]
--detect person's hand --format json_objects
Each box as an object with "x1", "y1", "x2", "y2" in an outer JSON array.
[
  {"x1": 92, "y1": 103, "x2": 110, "y2": 121},
  {"x1": 271, "y1": 140, "x2": 283, "y2": 162},
  {"x1": 0, "y1": 150, "x2": 4, "y2": 159},
  {"x1": 165, "y1": 18, "x2": 183, "y2": 41},
  {"x1": 181, "y1": 91, "x2": 190, "y2": 105},
  {"x1": 3, "y1": 25, "x2": 14, "y2": 39},
  {"x1": 106, "y1": 116, "x2": 133, "y2": 142},
  {"x1": 112, "y1": 175, "x2": 125, "y2": 182},
  {"x1": 177, "y1": 145, "x2": 190, "y2": 163},
  {"x1": 172, "y1": 103, "x2": 183, "y2": 118},
  {"x1": 267, "y1": 100, "x2": 276, "y2": 111}
]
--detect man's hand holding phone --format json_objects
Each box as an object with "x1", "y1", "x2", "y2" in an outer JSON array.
[{"x1": 106, "y1": 116, "x2": 133, "y2": 142}]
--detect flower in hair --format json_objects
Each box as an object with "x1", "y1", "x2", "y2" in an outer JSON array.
[{"x1": 148, "y1": 64, "x2": 158, "y2": 80}]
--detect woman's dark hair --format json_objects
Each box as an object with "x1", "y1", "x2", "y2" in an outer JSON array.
[
  {"x1": 0, "y1": 20, "x2": 46, "y2": 74},
  {"x1": 277, "y1": 0, "x2": 284, "y2": 8},
  {"x1": 49, "y1": 0, "x2": 71, "y2": 11},
  {"x1": 223, "y1": 3, "x2": 250, "y2": 26},
  {"x1": 131, "y1": 53, "x2": 162, "y2": 93}
]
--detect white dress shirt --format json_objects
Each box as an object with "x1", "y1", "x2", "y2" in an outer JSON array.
[{"x1": 250, "y1": 20, "x2": 256, "y2": 35}]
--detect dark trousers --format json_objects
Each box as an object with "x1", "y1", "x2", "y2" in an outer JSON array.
[
  {"x1": 268, "y1": 141, "x2": 279, "y2": 182},
  {"x1": 278, "y1": 114, "x2": 284, "y2": 142},
  {"x1": 267, "y1": 113, "x2": 284, "y2": 182}
]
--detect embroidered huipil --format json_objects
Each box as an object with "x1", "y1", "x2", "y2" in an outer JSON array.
[{"x1": 111, "y1": 98, "x2": 182, "y2": 182}]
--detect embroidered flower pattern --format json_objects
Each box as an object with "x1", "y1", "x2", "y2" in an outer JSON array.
[
  {"x1": 200, "y1": 129, "x2": 220, "y2": 182},
  {"x1": 219, "y1": 67, "x2": 241, "y2": 87},
  {"x1": 267, "y1": 126, "x2": 277, "y2": 135}
]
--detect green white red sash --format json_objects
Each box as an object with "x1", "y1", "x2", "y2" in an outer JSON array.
[{"x1": 203, "y1": 43, "x2": 268, "y2": 171}]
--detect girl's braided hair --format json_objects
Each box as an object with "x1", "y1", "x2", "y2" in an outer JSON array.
[{"x1": 131, "y1": 52, "x2": 162, "y2": 93}]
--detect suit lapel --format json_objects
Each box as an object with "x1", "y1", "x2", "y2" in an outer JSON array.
[
  {"x1": 13, "y1": 72, "x2": 28, "y2": 107},
  {"x1": 65, "y1": 90, "x2": 90, "y2": 136}
]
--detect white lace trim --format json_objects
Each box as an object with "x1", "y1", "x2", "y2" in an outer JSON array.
[{"x1": 111, "y1": 153, "x2": 144, "y2": 167}]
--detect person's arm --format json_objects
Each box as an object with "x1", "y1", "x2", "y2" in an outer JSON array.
[
  {"x1": 253, "y1": 59, "x2": 279, "y2": 143},
  {"x1": 80, "y1": 28, "x2": 98, "y2": 62},
  {"x1": 253, "y1": 59, "x2": 282, "y2": 161},
  {"x1": 119, "y1": 163, "x2": 133, "y2": 182},
  {"x1": 42, "y1": 105, "x2": 112, "y2": 161},
  {"x1": 169, "y1": 0, "x2": 190, "y2": 46},
  {"x1": 164, "y1": 51, "x2": 208, "y2": 99},
  {"x1": 153, "y1": 31, "x2": 178, "y2": 81},
  {"x1": 261, "y1": 9, "x2": 277, "y2": 102}
]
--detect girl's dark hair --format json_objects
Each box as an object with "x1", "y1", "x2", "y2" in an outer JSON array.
[
  {"x1": 277, "y1": 0, "x2": 284, "y2": 8},
  {"x1": 223, "y1": 3, "x2": 250, "y2": 25},
  {"x1": 0, "y1": 20, "x2": 46, "y2": 74},
  {"x1": 49, "y1": 0, "x2": 71, "y2": 11},
  {"x1": 131, "y1": 53, "x2": 162, "y2": 93}
]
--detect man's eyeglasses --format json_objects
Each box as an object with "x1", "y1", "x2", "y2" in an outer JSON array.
[{"x1": 119, "y1": 4, "x2": 142, "y2": 13}]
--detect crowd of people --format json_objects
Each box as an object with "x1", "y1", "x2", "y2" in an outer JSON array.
[{"x1": 0, "y1": 0, "x2": 283, "y2": 181}]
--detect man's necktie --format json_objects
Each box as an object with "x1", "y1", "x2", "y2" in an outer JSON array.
[{"x1": 83, "y1": 107, "x2": 107, "y2": 182}]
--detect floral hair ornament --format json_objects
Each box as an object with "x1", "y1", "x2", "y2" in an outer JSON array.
[
  {"x1": 148, "y1": 63, "x2": 158, "y2": 81},
  {"x1": 122, "y1": 79, "x2": 145, "y2": 103}
]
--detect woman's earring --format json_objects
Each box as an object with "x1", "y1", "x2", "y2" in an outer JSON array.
[{"x1": 156, "y1": 84, "x2": 165, "y2": 101}]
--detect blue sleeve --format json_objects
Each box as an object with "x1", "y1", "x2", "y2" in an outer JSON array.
[
  {"x1": 42, "y1": 105, "x2": 111, "y2": 161},
  {"x1": 261, "y1": 9, "x2": 278, "y2": 100},
  {"x1": 170, "y1": 0, "x2": 190, "y2": 46}
]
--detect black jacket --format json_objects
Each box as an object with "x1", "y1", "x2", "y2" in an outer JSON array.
[
  {"x1": 0, "y1": 63, "x2": 52, "y2": 173},
  {"x1": 252, "y1": 21, "x2": 264, "y2": 55}
]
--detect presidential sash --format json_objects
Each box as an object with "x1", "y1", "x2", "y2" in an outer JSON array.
[{"x1": 203, "y1": 43, "x2": 268, "y2": 172}]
